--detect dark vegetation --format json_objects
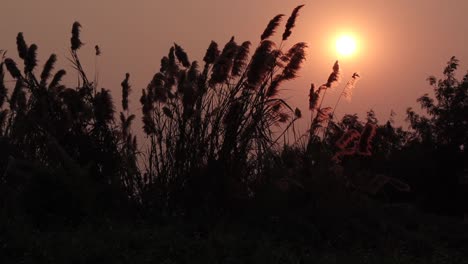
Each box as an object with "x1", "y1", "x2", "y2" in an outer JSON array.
[{"x1": 0, "y1": 6, "x2": 467, "y2": 263}]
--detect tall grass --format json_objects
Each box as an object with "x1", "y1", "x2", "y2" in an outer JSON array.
[{"x1": 138, "y1": 6, "x2": 307, "y2": 211}]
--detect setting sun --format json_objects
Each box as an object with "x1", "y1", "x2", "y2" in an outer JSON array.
[{"x1": 336, "y1": 35, "x2": 357, "y2": 56}]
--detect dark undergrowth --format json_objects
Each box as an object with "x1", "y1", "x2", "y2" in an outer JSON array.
[{"x1": 1, "y1": 205, "x2": 468, "y2": 263}]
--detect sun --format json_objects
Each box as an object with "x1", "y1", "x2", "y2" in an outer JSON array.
[{"x1": 336, "y1": 35, "x2": 357, "y2": 56}]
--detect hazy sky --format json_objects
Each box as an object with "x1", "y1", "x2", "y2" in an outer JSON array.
[{"x1": 1, "y1": 0, "x2": 467, "y2": 132}]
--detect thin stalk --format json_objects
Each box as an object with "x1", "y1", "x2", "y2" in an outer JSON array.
[{"x1": 323, "y1": 85, "x2": 346, "y2": 140}]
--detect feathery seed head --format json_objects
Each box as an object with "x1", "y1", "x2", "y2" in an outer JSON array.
[
  {"x1": 49, "y1": 69, "x2": 66, "y2": 89},
  {"x1": 94, "y1": 88, "x2": 115, "y2": 124},
  {"x1": 160, "y1": 56, "x2": 169, "y2": 73},
  {"x1": 210, "y1": 37, "x2": 238, "y2": 85},
  {"x1": 342, "y1": 72, "x2": 361, "y2": 102},
  {"x1": 282, "y1": 42, "x2": 307, "y2": 80},
  {"x1": 174, "y1": 43, "x2": 191, "y2": 68},
  {"x1": 203, "y1": 41, "x2": 220, "y2": 65},
  {"x1": 16, "y1": 32, "x2": 29, "y2": 60},
  {"x1": 282, "y1": 5, "x2": 304, "y2": 41},
  {"x1": 40, "y1": 54, "x2": 57, "y2": 86},
  {"x1": 95, "y1": 45, "x2": 101, "y2": 56},
  {"x1": 247, "y1": 40, "x2": 275, "y2": 87},
  {"x1": 71, "y1": 22, "x2": 83, "y2": 51},
  {"x1": 309, "y1": 84, "x2": 320, "y2": 110},
  {"x1": 4, "y1": 58, "x2": 22, "y2": 79},
  {"x1": 261, "y1": 14, "x2": 284, "y2": 40},
  {"x1": 324, "y1": 60, "x2": 341, "y2": 88},
  {"x1": 25, "y1": 44, "x2": 38, "y2": 73},
  {"x1": 231, "y1": 41, "x2": 251, "y2": 77},
  {"x1": 294, "y1": 108, "x2": 302, "y2": 119},
  {"x1": 121, "y1": 73, "x2": 131, "y2": 111}
]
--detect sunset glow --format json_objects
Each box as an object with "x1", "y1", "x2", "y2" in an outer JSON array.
[{"x1": 336, "y1": 35, "x2": 357, "y2": 56}]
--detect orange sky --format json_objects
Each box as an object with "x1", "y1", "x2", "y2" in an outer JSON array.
[{"x1": 1, "y1": 0, "x2": 467, "y2": 133}]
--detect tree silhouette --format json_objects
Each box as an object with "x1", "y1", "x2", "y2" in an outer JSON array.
[{"x1": 406, "y1": 56, "x2": 468, "y2": 215}]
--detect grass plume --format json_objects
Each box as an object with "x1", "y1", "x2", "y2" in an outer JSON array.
[
  {"x1": 231, "y1": 41, "x2": 251, "y2": 77},
  {"x1": 16, "y1": 32, "x2": 28, "y2": 60},
  {"x1": 40, "y1": 54, "x2": 57, "y2": 86},
  {"x1": 121, "y1": 73, "x2": 131, "y2": 111},
  {"x1": 25, "y1": 44, "x2": 38, "y2": 73},
  {"x1": 174, "y1": 43, "x2": 191, "y2": 68},
  {"x1": 71, "y1": 22, "x2": 83, "y2": 51},
  {"x1": 4, "y1": 58, "x2": 22, "y2": 79},
  {"x1": 282, "y1": 5, "x2": 305, "y2": 41},
  {"x1": 247, "y1": 40, "x2": 275, "y2": 87},
  {"x1": 281, "y1": 42, "x2": 307, "y2": 80},
  {"x1": 203, "y1": 41, "x2": 220, "y2": 65},
  {"x1": 342, "y1": 72, "x2": 360, "y2": 102},
  {"x1": 324, "y1": 60, "x2": 341, "y2": 88},
  {"x1": 48, "y1": 69, "x2": 66, "y2": 89},
  {"x1": 261, "y1": 14, "x2": 284, "y2": 41},
  {"x1": 210, "y1": 37, "x2": 237, "y2": 85}
]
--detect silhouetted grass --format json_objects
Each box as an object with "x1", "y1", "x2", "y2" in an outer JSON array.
[{"x1": 0, "y1": 5, "x2": 467, "y2": 263}]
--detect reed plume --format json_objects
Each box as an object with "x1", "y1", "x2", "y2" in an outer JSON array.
[
  {"x1": 282, "y1": 5, "x2": 305, "y2": 41},
  {"x1": 261, "y1": 14, "x2": 284, "y2": 41},
  {"x1": 210, "y1": 37, "x2": 238, "y2": 85},
  {"x1": 71, "y1": 22, "x2": 83, "y2": 51},
  {"x1": 308, "y1": 83, "x2": 320, "y2": 110},
  {"x1": 174, "y1": 43, "x2": 191, "y2": 68},
  {"x1": 342, "y1": 72, "x2": 360, "y2": 102},
  {"x1": 140, "y1": 89, "x2": 150, "y2": 113},
  {"x1": 149, "y1": 73, "x2": 167, "y2": 102},
  {"x1": 323, "y1": 60, "x2": 341, "y2": 88},
  {"x1": 4, "y1": 58, "x2": 22, "y2": 79},
  {"x1": 231, "y1": 41, "x2": 251, "y2": 77},
  {"x1": 121, "y1": 73, "x2": 131, "y2": 111},
  {"x1": 160, "y1": 56, "x2": 169, "y2": 73},
  {"x1": 16, "y1": 33, "x2": 28, "y2": 60},
  {"x1": 203, "y1": 41, "x2": 220, "y2": 65},
  {"x1": 40, "y1": 54, "x2": 57, "y2": 86},
  {"x1": 49, "y1": 69, "x2": 66, "y2": 89},
  {"x1": 282, "y1": 42, "x2": 307, "y2": 80},
  {"x1": 166, "y1": 47, "x2": 180, "y2": 81},
  {"x1": 94, "y1": 88, "x2": 115, "y2": 125},
  {"x1": 247, "y1": 40, "x2": 275, "y2": 87},
  {"x1": 294, "y1": 108, "x2": 302, "y2": 118},
  {"x1": 25, "y1": 44, "x2": 38, "y2": 73},
  {"x1": 95, "y1": 45, "x2": 101, "y2": 56}
]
